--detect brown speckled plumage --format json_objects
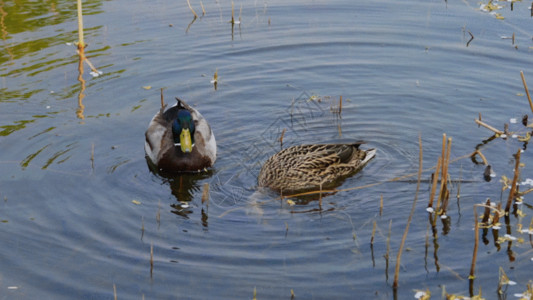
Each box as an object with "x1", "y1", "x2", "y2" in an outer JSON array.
[{"x1": 258, "y1": 142, "x2": 375, "y2": 193}]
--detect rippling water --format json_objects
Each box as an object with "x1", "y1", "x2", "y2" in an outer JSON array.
[{"x1": 1, "y1": 0, "x2": 532, "y2": 299}]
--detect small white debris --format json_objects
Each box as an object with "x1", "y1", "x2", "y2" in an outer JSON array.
[
  {"x1": 510, "y1": 118, "x2": 517, "y2": 123},
  {"x1": 426, "y1": 207, "x2": 434, "y2": 213},
  {"x1": 493, "y1": 225, "x2": 501, "y2": 230},
  {"x1": 504, "y1": 234, "x2": 517, "y2": 241},
  {"x1": 520, "y1": 229, "x2": 533, "y2": 234},
  {"x1": 181, "y1": 203, "x2": 189, "y2": 208},
  {"x1": 520, "y1": 178, "x2": 533, "y2": 186},
  {"x1": 501, "y1": 134, "x2": 508, "y2": 138},
  {"x1": 441, "y1": 214, "x2": 448, "y2": 219},
  {"x1": 46, "y1": 106, "x2": 51, "y2": 109},
  {"x1": 512, "y1": 134, "x2": 518, "y2": 139},
  {"x1": 90, "y1": 70, "x2": 103, "y2": 77},
  {"x1": 508, "y1": 280, "x2": 517, "y2": 285},
  {"x1": 414, "y1": 291, "x2": 427, "y2": 299},
  {"x1": 515, "y1": 292, "x2": 532, "y2": 298},
  {"x1": 66, "y1": 42, "x2": 73, "y2": 46},
  {"x1": 7, "y1": 286, "x2": 18, "y2": 290}
]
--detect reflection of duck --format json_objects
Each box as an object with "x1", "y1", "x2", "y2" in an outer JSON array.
[
  {"x1": 258, "y1": 142, "x2": 376, "y2": 193},
  {"x1": 145, "y1": 98, "x2": 216, "y2": 173}
]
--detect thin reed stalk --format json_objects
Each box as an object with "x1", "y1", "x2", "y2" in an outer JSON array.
[
  {"x1": 379, "y1": 194, "x2": 383, "y2": 216},
  {"x1": 187, "y1": 0, "x2": 199, "y2": 18},
  {"x1": 160, "y1": 88, "x2": 165, "y2": 109},
  {"x1": 393, "y1": 134, "x2": 423, "y2": 289},
  {"x1": 475, "y1": 118, "x2": 503, "y2": 135},
  {"x1": 77, "y1": 0, "x2": 85, "y2": 49},
  {"x1": 505, "y1": 149, "x2": 522, "y2": 213},
  {"x1": 469, "y1": 207, "x2": 479, "y2": 280},
  {"x1": 370, "y1": 220, "x2": 376, "y2": 245},
  {"x1": 428, "y1": 157, "x2": 442, "y2": 209},
  {"x1": 520, "y1": 71, "x2": 533, "y2": 114},
  {"x1": 150, "y1": 243, "x2": 154, "y2": 277}
]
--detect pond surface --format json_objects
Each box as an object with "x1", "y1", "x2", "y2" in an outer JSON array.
[{"x1": 1, "y1": 0, "x2": 532, "y2": 299}]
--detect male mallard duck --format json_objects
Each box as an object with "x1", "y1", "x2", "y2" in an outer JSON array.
[
  {"x1": 144, "y1": 98, "x2": 216, "y2": 173},
  {"x1": 258, "y1": 142, "x2": 375, "y2": 193}
]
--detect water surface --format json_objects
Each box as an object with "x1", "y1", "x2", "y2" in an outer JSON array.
[{"x1": 1, "y1": 0, "x2": 532, "y2": 299}]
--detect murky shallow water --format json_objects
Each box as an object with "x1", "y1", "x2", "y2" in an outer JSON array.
[{"x1": 1, "y1": 0, "x2": 532, "y2": 299}]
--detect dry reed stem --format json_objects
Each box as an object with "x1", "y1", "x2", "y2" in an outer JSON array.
[
  {"x1": 481, "y1": 199, "x2": 491, "y2": 224},
  {"x1": 371, "y1": 220, "x2": 377, "y2": 245},
  {"x1": 471, "y1": 150, "x2": 489, "y2": 165},
  {"x1": 77, "y1": 0, "x2": 85, "y2": 49},
  {"x1": 393, "y1": 134, "x2": 423, "y2": 289},
  {"x1": 505, "y1": 149, "x2": 522, "y2": 213},
  {"x1": 469, "y1": 207, "x2": 479, "y2": 279},
  {"x1": 475, "y1": 118, "x2": 503, "y2": 135},
  {"x1": 339, "y1": 95, "x2": 342, "y2": 115},
  {"x1": 141, "y1": 216, "x2": 145, "y2": 239},
  {"x1": 150, "y1": 243, "x2": 154, "y2": 277},
  {"x1": 436, "y1": 137, "x2": 452, "y2": 216},
  {"x1": 90, "y1": 143, "x2": 94, "y2": 170},
  {"x1": 156, "y1": 200, "x2": 161, "y2": 228},
  {"x1": 428, "y1": 157, "x2": 442, "y2": 208},
  {"x1": 379, "y1": 194, "x2": 383, "y2": 216},
  {"x1": 82, "y1": 57, "x2": 99, "y2": 74},
  {"x1": 113, "y1": 283, "x2": 117, "y2": 300},
  {"x1": 200, "y1": 1, "x2": 206, "y2": 16},
  {"x1": 160, "y1": 88, "x2": 165, "y2": 109},
  {"x1": 278, "y1": 128, "x2": 286, "y2": 148},
  {"x1": 231, "y1": 1, "x2": 235, "y2": 24},
  {"x1": 493, "y1": 203, "x2": 502, "y2": 225},
  {"x1": 187, "y1": 0, "x2": 199, "y2": 18},
  {"x1": 520, "y1": 71, "x2": 533, "y2": 114}
]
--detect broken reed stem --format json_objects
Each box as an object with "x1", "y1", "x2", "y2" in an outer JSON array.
[
  {"x1": 113, "y1": 283, "x2": 117, "y2": 300},
  {"x1": 469, "y1": 207, "x2": 479, "y2": 280},
  {"x1": 77, "y1": 0, "x2": 85, "y2": 49},
  {"x1": 475, "y1": 118, "x2": 504, "y2": 135},
  {"x1": 505, "y1": 149, "x2": 522, "y2": 213},
  {"x1": 428, "y1": 157, "x2": 442, "y2": 208},
  {"x1": 520, "y1": 71, "x2": 533, "y2": 114},
  {"x1": 393, "y1": 134, "x2": 423, "y2": 289},
  {"x1": 187, "y1": 0, "x2": 199, "y2": 18}
]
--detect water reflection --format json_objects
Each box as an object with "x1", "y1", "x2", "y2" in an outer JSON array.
[{"x1": 147, "y1": 159, "x2": 214, "y2": 219}]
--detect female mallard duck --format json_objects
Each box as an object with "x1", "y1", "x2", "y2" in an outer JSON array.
[
  {"x1": 144, "y1": 98, "x2": 216, "y2": 173},
  {"x1": 258, "y1": 142, "x2": 375, "y2": 193}
]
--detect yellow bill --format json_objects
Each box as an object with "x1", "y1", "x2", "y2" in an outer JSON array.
[{"x1": 180, "y1": 128, "x2": 193, "y2": 153}]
